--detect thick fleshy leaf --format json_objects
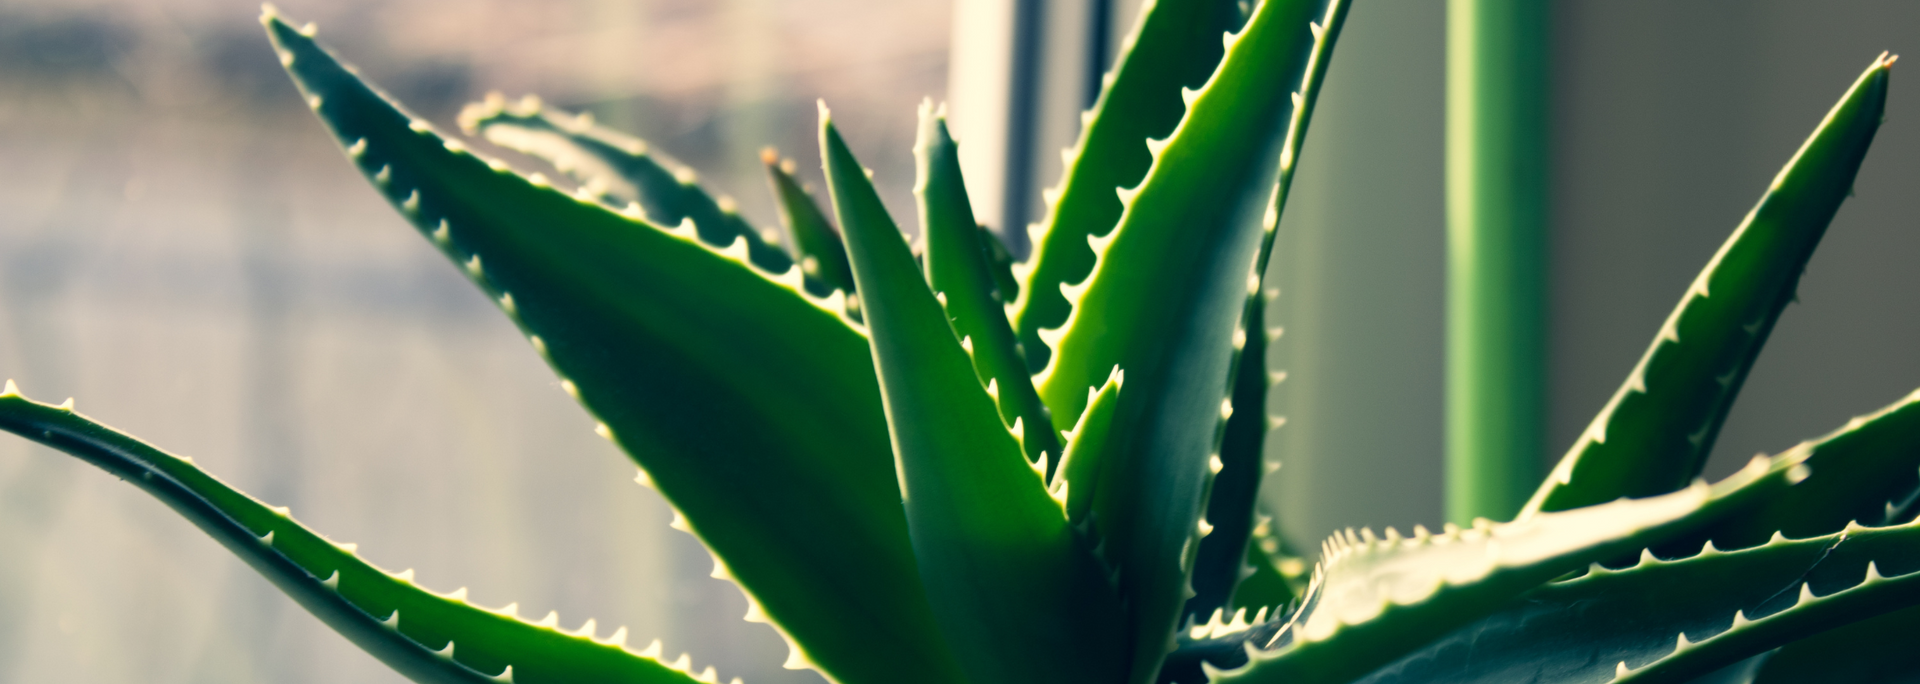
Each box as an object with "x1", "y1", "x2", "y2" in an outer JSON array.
[
  {"x1": 458, "y1": 95, "x2": 790, "y2": 273},
  {"x1": 1661, "y1": 387, "x2": 1920, "y2": 554},
  {"x1": 1753, "y1": 605, "x2": 1920, "y2": 683},
  {"x1": 266, "y1": 15, "x2": 965, "y2": 684},
  {"x1": 1232, "y1": 515, "x2": 1301, "y2": 614},
  {"x1": 762, "y1": 147, "x2": 855, "y2": 297},
  {"x1": 1010, "y1": 0, "x2": 1249, "y2": 372},
  {"x1": 978, "y1": 226, "x2": 1020, "y2": 304},
  {"x1": 1188, "y1": 287, "x2": 1278, "y2": 622},
  {"x1": 1028, "y1": 1, "x2": 1350, "y2": 680},
  {"x1": 1351, "y1": 520, "x2": 1920, "y2": 684},
  {"x1": 0, "y1": 387, "x2": 714, "y2": 684},
  {"x1": 1054, "y1": 367, "x2": 1125, "y2": 527},
  {"x1": 1525, "y1": 55, "x2": 1895, "y2": 515},
  {"x1": 1205, "y1": 439, "x2": 1817, "y2": 684},
  {"x1": 821, "y1": 108, "x2": 1126, "y2": 684},
  {"x1": 914, "y1": 103, "x2": 1061, "y2": 467}
]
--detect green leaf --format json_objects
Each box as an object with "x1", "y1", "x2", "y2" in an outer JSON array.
[
  {"x1": 0, "y1": 387, "x2": 712, "y2": 684},
  {"x1": 1349, "y1": 520, "x2": 1920, "y2": 684},
  {"x1": 821, "y1": 106, "x2": 1126, "y2": 684},
  {"x1": 1753, "y1": 605, "x2": 1920, "y2": 683},
  {"x1": 914, "y1": 103, "x2": 1061, "y2": 468},
  {"x1": 1188, "y1": 287, "x2": 1279, "y2": 623},
  {"x1": 1054, "y1": 367, "x2": 1125, "y2": 527},
  {"x1": 978, "y1": 226, "x2": 1021, "y2": 305},
  {"x1": 1231, "y1": 516, "x2": 1299, "y2": 614},
  {"x1": 265, "y1": 14, "x2": 965, "y2": 684},
  {"x1": 1010, "y1": 0, "x2": 1250, "y2": 372},
  {"x1": 458, "y1": 95, "x2": 793, "y2": 274},
  {"x1": 1028, "y1": 1, "x2": 1349, "y2": 680},
  {"x1": 761, "y1": 147, "x2": 856, "y2": 297},
  {"x1": 1208, "y1": 441, "x2": 1817, "y2": 684},
  {"x1": 1524, "y1": 54, "x2": 1895, "y2": 515},
  {"x1": 1661, "y1": 387, "x2": 1920, "y2": 553}
]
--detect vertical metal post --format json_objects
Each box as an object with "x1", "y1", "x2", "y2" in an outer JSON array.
[{"x1": 1445, "y1": 0, "x2": 1548, "y2": 525}]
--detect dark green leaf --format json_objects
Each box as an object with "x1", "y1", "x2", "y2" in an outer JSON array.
[
  {"x1": 1526, "y1": 55, "x2": 1895, "y2": 515},
  {"x1": 822, "y1": 107, "x2": 1125, "y2": 684},
  {"x1": 459, "y1": 95, "x2": 791, "y2": 273},
  {"x1": 915, "y1": 103, "x2": 1061, "y2": 468},
  {"x1": 1210, "y1": 439, "x2": 1818, "y2": 684},
  {"x1": 0, "y1": 386, "x2": 710, "y2": 684},
  {"x1": 1009, "y1": 0, "x2": 1249, "y2": 372},
  {"x1": 267, "y1": 15, "x2": 964, "y2": 684},
  {"x1": 1028, "y1": 1, "x2": 1349, "y2": 680},
  {"x1": 1351, "y1": 520, "x2": 1920, "y2": 684},
  {"x1": 762, "y1": 147, "x2": 856, "y2": 297}
]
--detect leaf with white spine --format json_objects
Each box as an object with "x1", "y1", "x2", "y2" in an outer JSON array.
[
  {"x1": 0, "y1": 387, "x2": 716, "y2": 684},
  {"x1": 821, "y1": 107, "x2": 1125, "y2": 684},
  {"x1": 459, "y1": 96, "x2": 789, "y2": 274},
  {"x1": 1660, "y1": 387, "x2": 1920, "y2": 555},
  {"x1": 1349, "y1": 519, "x2": 1920, "y2": 684},
  {"x1": 1206, "y1": 439, "x2": 1821, "y2": 684},
  {"x1": 762, "y1": 147, "x2": 856, "y2": 297},
  {"x1": 1009, "y1": 0, "x2": 1252, "y2": 372},
  {"x1": 1028, "y1": 1, "x2": 1350, "y2": 681},
  {"x1": 914, "y1": 102, "x2": 1061, "y2": 467},
  {"x1": 1525, "y1": 55, "x2": 1895, "y2": 516},
  {"x1": 266, "y1": 14, "x2": 964, "y2": 684}
]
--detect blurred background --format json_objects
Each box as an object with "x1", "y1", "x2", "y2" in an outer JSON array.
[{"x1": 0, "y1": 0, "x2": 1915, "y2": 682}]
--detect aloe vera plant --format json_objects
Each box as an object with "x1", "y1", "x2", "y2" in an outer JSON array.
[{"x1": 2, "y1": 2, "x2": 1917, "y2": 683}]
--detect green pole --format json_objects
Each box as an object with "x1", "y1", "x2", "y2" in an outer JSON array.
[{"x1": 1445, "y1": 0, "x2": 1547, "y2": 524}]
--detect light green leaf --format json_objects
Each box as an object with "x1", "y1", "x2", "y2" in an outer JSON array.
[
  {"x1": 822, "y1": 106, "x2": 1125, "y2": 684},
  {"x1": 1525, "y1": 54, "x2": 1895, "y2": 515},
  {"x1": 1661, "y1": 387, "x2": 1920, "y2": 554},
  {"x1": 1010, "y1": 0, "x2": 1250, "y2": 372},
  {"x1": 1055, "y1": 367, "x2": 1125, "y2": 528},
  {"x1": 0, "y1": 387, "x2": 713, "y2": 684},
  {"x1": 914, "y1": 103, "x2": 1061, "y2": 468},
  {"x1": 1351, "y1": 520, "x2": 1920, "y2": 684},
  {"x1": 265, "y1": 14, "x2": 964, "y2": 684},
  {"x1": 1208, "y1": 440, "x2": 1816, "y2": 684},
  {"x1": 458, "y1": 95, "x2": 791, "y2": 273},
  {"x1": 1028, "y1": 1, "x2": 1349, "y2": 680},
  {"x1": 762, "y1": 147, "x2": 856, "y2": 297}
]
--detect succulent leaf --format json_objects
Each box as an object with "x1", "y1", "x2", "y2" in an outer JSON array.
[
  {"x1": 821, "y1": 107, "x2": 1126, "y2": 684},
  {"x1": 1525, "y1": 54, "x2": 1896, "y2": 515},
  {"x1": 978, "y1": 225, "x2": 1021, "y2": 304},
  {"x1": 1187, "y1": 287, "x2": 1276, "y2": 622},
  {"x1": 1752, "y1": 604, "x2": 1920, "y2": 683},
  {"x1": 1661, "y1": 388, "x2": 1920, "y2": 554},
  {"x1": 1208, "y1": 442, "x2": 1818, "y2": 684},
  {"x1": 1056, "y1": 367, "x2": 1126, "y2": 526},
  {"x1": 458, "y1": 96, "x2": 791, "y2": 274},
  {"x1": 1010, "y1": 0, "x2": 1250, "y2": 372},
  {"x1": 1028, "y1": 1, "x2": 1349, "y2": 680},
  {"x1": 762, "y1": 147, "x2": 857, "y2": 296},
  {"x1": 1352, "y1": 520, "x2": 1920, "y2": 684},
  {"x1": 0, "y1": 388, "x2": 719, "y2": 684},
  {"x1": 1231, "y1": 516, "x2": 1299, "y2": 614},
  {"x1": 265, "y1": 15, "x2": 965, "y2": 684},
  {"x1": 914, "y1": 103, "x2": 1062, "y2": 468}
]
